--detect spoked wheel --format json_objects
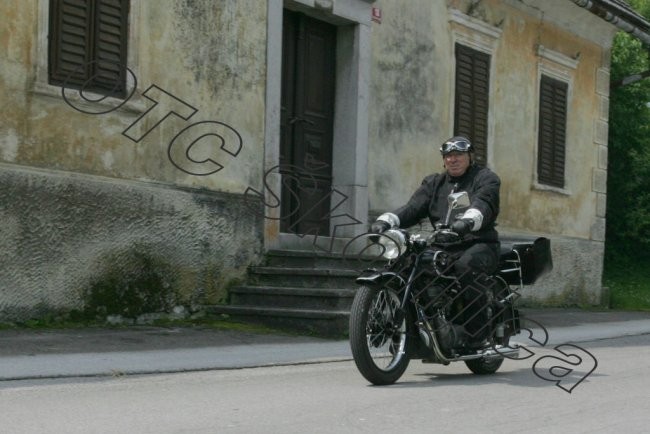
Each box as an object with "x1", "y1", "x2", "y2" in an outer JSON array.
[{"x1": 349, "y1": 285, "x2": 410, "y2": 385}]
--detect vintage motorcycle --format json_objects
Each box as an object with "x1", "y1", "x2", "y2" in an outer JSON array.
[{"x1": 349, "y1": 191, "x2": 553, "y2": 385}]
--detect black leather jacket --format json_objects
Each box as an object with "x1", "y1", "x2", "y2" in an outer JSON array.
[{"x1": 392, "y1": 164, "x2": 500, "y2": 243}]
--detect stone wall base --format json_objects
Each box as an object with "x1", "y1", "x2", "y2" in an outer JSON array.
[{"x1": 0, "y1": 164, "x2": 263, "y2": 321}]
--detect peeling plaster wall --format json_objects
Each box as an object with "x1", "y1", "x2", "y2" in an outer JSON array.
[
  {"x1": 3, "y1": 0, "x2": 267, "y2": 192},
  {"x1": 0, "y1": 0, "x2": 268, "y2": 320},
  {"x1": 0, "y1": 0, "x2": 622, "y2": 314},
  {"x1": 368, "y1": 0, "x2": 452, "y2": 209},
  {"x1": 368, "y1": 0, "x2": 616, "y2": 304}
]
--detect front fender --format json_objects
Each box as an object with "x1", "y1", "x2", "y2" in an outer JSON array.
[{"x1": 355, "y1": 269, "x2": 406, "y2": 288}]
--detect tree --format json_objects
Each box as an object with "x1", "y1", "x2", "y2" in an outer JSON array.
[{"x1": 606, "y1": 0, "x2": 650, "y2": 261}]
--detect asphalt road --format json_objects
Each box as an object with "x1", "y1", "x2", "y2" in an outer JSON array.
[
  {"x1": 0, "y1": 333, "x2": 648, "y2": 434},
  {"x1": 2, "y1": 308, "x2": 650, "y2": 380}
]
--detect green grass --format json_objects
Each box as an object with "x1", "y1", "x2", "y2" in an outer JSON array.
[
  {"x1": 150, "y1": 316, "x2": 299, "y2": 336},
  {"x1": 604, "y1": 257, "x2": 650, "y2": 311},
  {"x1": 0, "y1": 313, "x2": 94, "y2": 330},
  {"x1": 0, "y1": 314, "x2": 295, "y2": 336}
]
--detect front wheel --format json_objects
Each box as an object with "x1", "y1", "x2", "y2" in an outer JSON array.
[{"x1": 349, "y1": 285, "x2": 410, "y2": 385}]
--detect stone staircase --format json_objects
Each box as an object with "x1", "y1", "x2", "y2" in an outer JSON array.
[{"x1": 204, "y1": 249, "x2": 365, "y2": 336}]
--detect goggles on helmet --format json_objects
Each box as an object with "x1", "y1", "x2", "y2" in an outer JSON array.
[{"x1": 440, "y1": 139, "x2": 472, "y2": 155}]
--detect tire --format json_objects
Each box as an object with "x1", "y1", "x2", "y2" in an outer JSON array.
[
  {"x1": 464, "y1": 356, "x2": 504, "y2": 375},
  {"x1": 349, "y1": 285, "x2": 410, "y2": 385}
]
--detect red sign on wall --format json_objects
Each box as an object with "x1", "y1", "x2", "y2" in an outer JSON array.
[{"x1": 371, "y1": 7, "x2": 382, "y2": 24}]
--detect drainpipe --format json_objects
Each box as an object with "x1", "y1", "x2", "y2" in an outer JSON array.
[
  {"x1": 570, "y1": 0, "x2": 650, "y2": 46},
  {"x1": 611, "y1": 68, "x2": 650, "y2": 88}
]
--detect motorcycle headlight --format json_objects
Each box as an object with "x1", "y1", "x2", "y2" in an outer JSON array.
[{"x1": 378, "y1": 229, "x2": 407, "y2": 260}]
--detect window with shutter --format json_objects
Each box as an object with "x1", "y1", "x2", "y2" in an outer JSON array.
[
  {"x1": 48, "y1": 0, "x2": 129, "y2": 98},
  {"x1": 537, "y1": 75, "x2": 568, "y2": 188},
  {"x1": 454, "y1": 43, "x2": 490, "y2": 165}
]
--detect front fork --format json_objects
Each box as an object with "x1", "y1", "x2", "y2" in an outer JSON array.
[{"x1": 395, "y1": 255, "x2": 453, "y2": 361}]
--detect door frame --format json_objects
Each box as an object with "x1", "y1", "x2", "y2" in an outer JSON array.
[{"x1": 264, "y1": 0, "x2": 373, "y2": 251}]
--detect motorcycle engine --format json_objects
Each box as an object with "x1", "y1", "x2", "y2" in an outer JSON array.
[{"x1": 432, "y1": 315, "x2": 466, "y2": 354}]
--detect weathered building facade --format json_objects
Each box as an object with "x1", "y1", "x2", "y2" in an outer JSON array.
[{"x1": 1, "y1": 0, "x2": 646, "y2": 321}]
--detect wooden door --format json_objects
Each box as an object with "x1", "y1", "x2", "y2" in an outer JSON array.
[{"x1": 280, "y1": 10, "x2": 336, "y2": 236}]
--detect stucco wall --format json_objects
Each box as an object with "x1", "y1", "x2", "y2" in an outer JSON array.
[
  {"x1": 0, "y1": 0, "x2": 269, "y2": 320},
  {"x1": 2, "y1": 0, "x2": 267, "y2": 192},
  {"x1": 368, "y1": 0, "x2": 611, "y2": 237},
  {"x1": 0, "y1": 0, "x2": 620, "y2": 317},
  {"x1": 368, "y1": 0, "x2": 453, "y2": 210},
  {"x1": 367, "y1": 0, "x2": 615, "y2": 304}
]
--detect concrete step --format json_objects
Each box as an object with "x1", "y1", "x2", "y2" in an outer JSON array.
[
  {"x1": 248, "y1": 266, "x2": 359, "y2": 289},
  {"x1": 205, "y1": 305, "x2": 350, "y2": 337},
  {"x1": 264, "y1": 249, "x2": 379, "y2": 270},
  {"x1": 203, "y1": 249, "x2": 369, "y2": 336},
  {"x1": 229, "y1": 285, "x2": 357, "y2": 311}
]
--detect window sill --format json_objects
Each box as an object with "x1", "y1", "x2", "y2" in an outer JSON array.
[
  {"x1": 30, "y1": 81, "x2": 147, "y2": 116},
  {"x1": 532, "y1": 181, "x2": 571, "y2": 196}
]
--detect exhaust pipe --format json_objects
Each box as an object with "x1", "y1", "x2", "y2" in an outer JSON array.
[
  {"x1": 453, "y1": 344, "x2": 521, "y2": 361},
  {"x1": 482, "y1": 344, "x2": 520, "y2": 359}
]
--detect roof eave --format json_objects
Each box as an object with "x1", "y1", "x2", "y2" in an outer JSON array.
[{"x1": 571, "y1": 0, "x2": 650, "y2": 46}]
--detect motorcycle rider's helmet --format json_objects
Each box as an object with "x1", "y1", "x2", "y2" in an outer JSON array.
[{"x1": 440, "y1": 136, "x2": 474, "y2": 156}]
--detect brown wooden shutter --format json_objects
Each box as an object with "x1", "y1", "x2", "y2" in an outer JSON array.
[
  {"x1": 48, "y1": 0, "x2": 93, "y2": 86},
  {"x1": 48, "y1": 0, "x2": 129, "y2": 97},
  {"x1": 454, "y1": 43, "x2": 490, "y2": 165},
  {"x1": 537, "y1": 75, "x2": 568, "y2": 188},
  {"x1": 93, "y1": 0, "x2": 129, "y2": 94}
]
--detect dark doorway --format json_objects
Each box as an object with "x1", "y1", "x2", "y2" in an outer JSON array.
[{"x1": 280, "y1": 9, "x2": 336, "y2": 236}]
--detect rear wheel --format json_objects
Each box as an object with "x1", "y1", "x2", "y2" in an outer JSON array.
[
  {"x1": 464, "y1": 277, "x2": 512, "y2": 375},
  {"x1": 349, "y1": 285, "x2": 410, "y2": 385},
  {"x1": 464, "y1": 356, "x2": 504, "y2": 374}
]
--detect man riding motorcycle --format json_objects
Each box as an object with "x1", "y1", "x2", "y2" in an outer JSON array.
[{"x1": 370, "y1": 136, "x2": 501, "y2": 350}]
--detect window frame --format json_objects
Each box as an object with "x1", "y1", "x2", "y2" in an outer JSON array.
[
  {"x1": 537, "y1": 74, "x2": 568, "y2": 189},
  {"x1": 533, "y1": 45, "x2": 578, "y2": 195},
  {"x1": 47, "y1": 0, "x2": 130, "y2": 98},
  {"x1": 449, "y1": 9, "x2": 501, "y2": 169},
  {"x1": 33, "y1": 0, "x2": 142, "y2": 113}
]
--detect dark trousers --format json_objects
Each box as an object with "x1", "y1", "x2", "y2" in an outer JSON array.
[
  {"x1": 452, "y1": 242, "x2": 500, "y2": 341},
  {"x1": 454, "y1": 242, "x2": 499, "y2": 276}
]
